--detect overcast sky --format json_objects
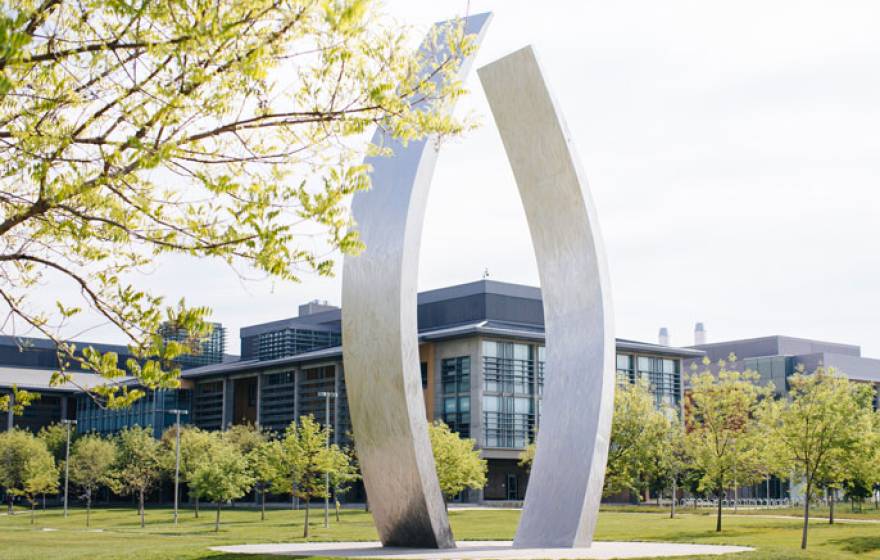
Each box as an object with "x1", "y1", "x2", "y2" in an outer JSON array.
[{"x1": 56, "y1": 1, "x2": 880, "y2": 357}]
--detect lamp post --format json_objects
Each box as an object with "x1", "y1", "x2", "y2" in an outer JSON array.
[
  {"x1": 317, "y1": 391, "x2": 337, "y2": 529},
  {"x1": 61, "y1": 419, "x2": 77, "y2": 518},
  {"x1": 165, "y1": 409, "x2": 189, "y2": 525}
]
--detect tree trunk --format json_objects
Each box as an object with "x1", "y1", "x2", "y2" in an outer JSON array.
[
  {"x1": 30, "y1": 501, "x2": 35, "y2": 524},
  {"x1": 364, "y1": 497, "x2": 369, "y2": 513},
  {"x1": 7, "y1": 494, "x2": 13, "y2": 515},
  {"x1": 195, "y1": 496, "x2": 199, "y2": 518},
  {"x1": 670, "y1": 478, "x2": 677, "y2": 519},
  {"x1": 801, "y1": 481, "x2": 812, "y2": 550},
  {"x1": 215, "y1": 501, "x2": 221, "y2": 532},
  {"x1": 86, "y1": 491, "x2": 91, "y2": 528},
  {"x1": 716, "y1": 490, "x2": 723, "y2": 532},
  {"x1": 303, "y1": 500, "x2": 310, "y2": 538},
  {"x1": 42, "y1": 493, "x2": 46, "y2": 510},
  {"x1": 261, "y1": 488, "x2": 266, "y2": 521},
  {"x1": 829, "y1": 490, "x2": 835, "y2": 524},
  {"x1": 335, "y1": 498, "x2": 340, "y2": 523},
  {"x1": 139, "y1": 491, "x2": 145, "y2": 528}
]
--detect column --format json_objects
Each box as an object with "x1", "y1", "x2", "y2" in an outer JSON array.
[
  {"x1": 333, "y1": 364, "x2": 341, "y2": 444},
  {"x1": 255, "y1": 373, "x2": 263, "y2": 427}
]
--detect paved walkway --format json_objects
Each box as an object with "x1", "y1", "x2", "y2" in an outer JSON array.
[{"x1": 212, "y1": 541, "x2": 753, "y2": 559}]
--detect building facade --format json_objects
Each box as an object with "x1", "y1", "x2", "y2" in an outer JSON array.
[{"x1": 178, "y1": 280, "x2": 702, "y2": 502}]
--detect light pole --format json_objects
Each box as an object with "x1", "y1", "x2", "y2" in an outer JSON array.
[
  {"x1": 166, "y1": 409, "x2": 189, "y2": 525},
  {"x1": 317, "y1": 391, "x2": 337, "y2": 529},
  {"x1": 61, "y1": 419, "x2": 77, "y2": 518}
]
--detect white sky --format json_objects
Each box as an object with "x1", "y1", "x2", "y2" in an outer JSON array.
[{"x1": 51, "y1": 1, "x2": 880, "y2": 357}]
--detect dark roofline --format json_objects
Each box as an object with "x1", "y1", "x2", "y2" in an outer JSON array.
[
  {"x1": 417, "y1": 279, "x2": 541, "y2": 305},
  {"x1": 239, "y1": 308, "x2": 341, "y2": 338},
  {"x1": 0, "y1": 334, "x2": 131, "y2": 354}
]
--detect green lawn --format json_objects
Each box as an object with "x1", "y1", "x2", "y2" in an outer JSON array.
[{"x1": 2, "y1": 504, "x2": 880, "y2": 559}]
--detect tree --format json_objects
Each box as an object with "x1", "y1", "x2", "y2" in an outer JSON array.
[
  {"x1": 223, "y1": 423, "x2": 268, "y2": 456},
  {"x1": 21, "y1": 445, "x2": 58, "y2": 524},
  {"x1": 247, "y1": 439, "x2": 282, "y2": 521},
  {"x1": 115, "y1": 426, "x2": 162, "y2": 527},
  {"x1": 603, "y1": 381, "x2": 674, "y2": 500},
  {"x1": 189, "y1": 441, "x2": 254, "y2": 532},
  {"x1": 0, "y1": 429, "x2": 56, "y2": 515},
  {"x1": 37, "y1": 422, "x2": 75, "y2": 464},
  {"x1": 160, "y1": 425, "x2": 219, "y2": 517},
  {"x1": 518, "y1": 443, "x2": 536, "y2": 473},
  {"x1": 0, "y1": 0, "x2": 478, "y2": 408},
  {"x1": 773, "y1": 367, "x2": 874, "y2": 549},
  {"x1": 327, "y1": 444, "x2": 360, "y2": 522},
  {"x1": 68, "y1": 435, "x2": 118, "y2": 527},
  {"x1": 684, "y1": 357, "x2": 773, "y2": 532},
  {"x1": 428, "y1": 421, "x2": 487, "y2": 505},
  {"x1": 268, "y1": 416, "x2": 348, "y2": 537}
]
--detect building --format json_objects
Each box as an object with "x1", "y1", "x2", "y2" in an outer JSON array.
[
  {"x1": 0, "y1": 281, "x2": 702, "y2": 502},
  {"x1": 0, "y1": 324, "x2": 225, "y2": 436},
  {"x1": 684, "y1": 335, "x2": 880, "y2": 398},
  {"x1": 158, "y1": 321, "x2": 228, "y2": 369},
  {"x1": 179, "y1": 280, "x2": 702, "y2": 502}
]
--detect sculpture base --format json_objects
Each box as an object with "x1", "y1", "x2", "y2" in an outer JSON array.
[{"x1": 212, "y1": 540, "x2": 752, "y2": 559}]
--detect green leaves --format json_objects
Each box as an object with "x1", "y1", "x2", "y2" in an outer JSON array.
[
  {"x1": 0, "y1": 0, "x2": 477, "y2": 409},
  {"x1": 428, "y1": 420, "x2": 486, "y2": 500}
]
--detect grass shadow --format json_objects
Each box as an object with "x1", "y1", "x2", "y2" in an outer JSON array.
[{"x1": 829, "y1": 536, "x2": 880, "y2": 554}]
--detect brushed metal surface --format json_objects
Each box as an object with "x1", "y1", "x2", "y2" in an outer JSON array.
[
  {"x1": 341, "y1": 13, "x2": 492, "y2": 549},
  {"x1": 478, "y1": 47, "x2": 616, "y2": 548}
]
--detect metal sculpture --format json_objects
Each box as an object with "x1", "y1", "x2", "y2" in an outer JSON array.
[
  {"x1": 479, "y1": 46, "x2": 615, "y2": 548},
  {"x1": 342, "y1": 15, "x2": 614, "y2": 550},
  {"x1": 341, "y1": 12, "x2": 492, "y2": 549}
]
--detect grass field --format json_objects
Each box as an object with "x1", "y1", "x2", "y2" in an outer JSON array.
[{"x1": 2, "y1": 504, "x2": 880, "y2": 559}]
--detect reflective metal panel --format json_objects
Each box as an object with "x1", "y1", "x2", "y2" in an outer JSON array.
[
  {"x1": 341, "y1": 13, "x2": 492, "y2": 549},
  {"x1": 478, "y1": 47, "x2": 616, "y2": 548}
]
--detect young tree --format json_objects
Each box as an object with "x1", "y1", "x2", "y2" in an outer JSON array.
[
  {"x1": 428, "y1": 421, "x2": 487, "y2": 506},
  {"x1": 603, "y1": 381, "x2": 674, "y2": 500},
  {"x1": 269, "y1": 416, "x2": 350, "y2": 537},
  {"x1": 247, "y1": 439, "x2": 282, "y2": 522},
  {"x1": 223, "y1": 423, "x2": 268, "y2": 457},
  {"x1": 684, "y1": 357, "x2": 773, "y2": 532},
  {"x1": 0, "y1": 0, "x2": 479, "y2": 409},
  {"x1": 37, "y1": 422, "x2": 75, "y2": 464},
  {"x1": 21, "y1": 446, "x2": 58, "y2": 524},
  {"x1": 160, "y1": 426, "x2": 219, "y2": 517},
  {"x1": 328, "y1": 444, "x2": 361, "y2": 522},
  {"x1": 115, "y1": 426, "x2": 162, "y2": 527},
  {"x1": 773, "y1": 368, "x2": 874, "y2": 549},
  {"x1": 68, "y1": 435, "x2": 118, "y2": 527},
  {"x1": 0, "y1": 429, "x2": 48, "y2": 514},
  {"x1": 189, "y1": 441, "x2": 254, "y2": 532},
  {"x1": 518, "y1": 443, "x2": 536, "y2": 472}
]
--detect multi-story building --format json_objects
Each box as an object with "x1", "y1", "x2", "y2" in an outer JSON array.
[
  {"x1": 178, "y1": 280, "x2": 702, "y2": 502},
  {"x1": 684, "y1": 334, "x2": 880, "y2": 398},
  {"x1": 158, "y1": 321, "x2": 228, "y2": 369},
  {"x1": 0, "y1": 281, "x2": 702, "y2": 502}
]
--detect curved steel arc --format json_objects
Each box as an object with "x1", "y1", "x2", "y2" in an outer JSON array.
[
  {"x1": 341, "y1": 13, "x2": 492, "y2": 549},
  {"x1": 478, "y1": 47, "x2": 615, "y2": 548}
]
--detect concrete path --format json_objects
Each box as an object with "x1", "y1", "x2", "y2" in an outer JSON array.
[{"x1": 212, "y1": 540, "x2": 753, "y2": 559}]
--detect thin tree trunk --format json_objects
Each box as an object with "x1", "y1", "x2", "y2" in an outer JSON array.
[
  {"x1": 335, "y1": 497, "x2": 340, "y2": 523},
  {"x1": 716, "y1": 490, "x2": 723, "y2": 532},
  {"x1": 670, "y1": 478, "x2": 677, "y2": 519},
  {"x1": 364, "y1": 497, "x2": 369, "y2": 512},
  {"x1": 801, "y1": 481, "x2": 812, "y2": 550},
  {"x1": 7, "y1": 494, "x2": 13, "y2": 515},
  {"x1": 303, "y1": 501, "x2": 310, "y2": 538},
  {"x1": 195, "y1": 496, "x2": 199, "y2": 518},
  {"x1": 30, "y1": 502, "x2": 35, "y2": 524},
  {"x1": 139, "y1": 491, "x2": 145, "y2": 528},
  {"x1": 830, "y1": 490, "x2": 835, "y2": 524},
  {"x1": 42, "y1": 494, "x2": 45, "y2": 510},
  {"x1": 261, "y1": 488, "x2": 266, "y2": 521},
  {"x1": 86, "y1": 491, "x2": 91, "y2": 528},
  {"x1": 215, "y1": 501, "x2": 221, "y2": 532}
]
